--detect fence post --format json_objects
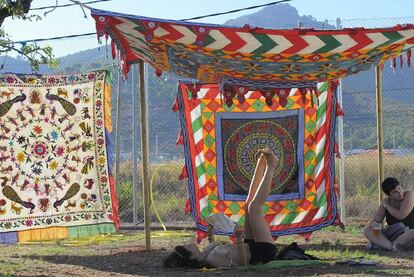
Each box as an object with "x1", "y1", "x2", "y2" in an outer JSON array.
[
  {"x1": 139, "y1": 60, "x2": 151, "y2": 250},
  {"x1": 375, "y1": 66, "x2": 384, "y2": 205},
  {"x1": 336, "y1": 17, "x2": 346, "y2": 225}
]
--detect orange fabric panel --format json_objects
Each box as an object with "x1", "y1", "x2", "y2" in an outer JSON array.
[{"x1": 18, "y1": 227, "x2": 68, "y2": 242}]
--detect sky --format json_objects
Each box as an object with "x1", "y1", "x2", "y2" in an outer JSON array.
[{"x1": 5, "y1": 0, "x2": 414, "y2": 42}]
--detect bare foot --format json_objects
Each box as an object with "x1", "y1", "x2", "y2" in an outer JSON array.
[{"x1": 259, "y1": 148, "x2": 279, "y2": 168}]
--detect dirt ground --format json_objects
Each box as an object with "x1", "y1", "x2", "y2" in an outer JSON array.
[{"x1": 1, "y1": 226, "x2": 414, "y2": 277}]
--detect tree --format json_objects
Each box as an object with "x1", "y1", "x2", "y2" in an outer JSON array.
[{"x1": 0, "y1": 0, "x2": 58, "y2": 70}]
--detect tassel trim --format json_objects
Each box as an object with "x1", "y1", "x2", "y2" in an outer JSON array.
[
  {"x1": 171, "y1": 97, "x2": 179, "y2": 112},
  {"x1": 109, "y1": 175, "x2": 120, "y2": 230},
  {"x1": 299, "y1": 232, "x2": 313, "y2": 242},
  {"x1": 334, "y1": 142, "x2": 341, "y2": 158},
  {"x1": 176, "y1": 130, "x2": 184, "y2": 145},
  {"x1": 184, "y1": 199, "x2": 191, "y2": 214},
  {"x1": 196, "y1": 229, "x2": 208, "y2": 244},
  {"x1": 155, "y1": 68, "x2": 162, "y2": 77},
  {"x1": 178, "y1": 165, "x2": 188, "y2": 180},
  {"x1": 335, "y1": 102, "x2": 344, "y2": 117},
  {"x1": 333, "y1": 214, "x2": 345, "y2": 230}
]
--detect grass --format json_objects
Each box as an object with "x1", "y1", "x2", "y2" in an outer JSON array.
[
  {"x1": 0, "y1": 258, "x2": 33, "y2": 275},
  {"x1": 1, "y1": 228, "x2": 413, "y2": 276}
]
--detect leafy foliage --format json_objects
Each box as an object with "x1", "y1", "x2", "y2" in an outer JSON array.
[{"x1": 0, "y1": 0, "x2": 58, "y2": 70}]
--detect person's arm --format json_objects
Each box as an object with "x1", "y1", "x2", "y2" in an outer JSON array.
[
  {"x1": 207, "y1": 224, "x2": 215, "y2": 243},
  {"x1": 234, "y1": 224, "x2": 247, "y2": 266},
  {"x1": 369, "y1": 202, "x2": 386, "y2": 226},
  {"x1": 384, "y1": 192, "x2": 414, "y2": 220}
]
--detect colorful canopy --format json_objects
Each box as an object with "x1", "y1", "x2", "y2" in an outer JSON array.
[{"x1": 91, "y1": 9, "x2": 414, "y2": 85}]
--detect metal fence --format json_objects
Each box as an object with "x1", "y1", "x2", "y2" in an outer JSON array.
[
  {"x1": 331, "y1": 17, "x2": 414, "y2": 221},
  {"x1": 3, "y1": 15, "x2": 414, "y2": 228}
]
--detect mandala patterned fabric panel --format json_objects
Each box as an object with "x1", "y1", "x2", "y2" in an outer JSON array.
[
  {"x1": 177, "y1": 82, "x2": 337, "y2": 237},
  {"x1": 0, "y1": 71, "x2": 117, "y2": 233},
  {"x1": 216, "y1": 111, "x2": 304, "y2": 201},
  {"x1": 92, "y1": 9, "x2": 414, "y2": 82}
]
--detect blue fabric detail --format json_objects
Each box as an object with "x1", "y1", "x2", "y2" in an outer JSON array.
[{"x1": 0, "y1": 232, "x2": 18, "y2": 244}]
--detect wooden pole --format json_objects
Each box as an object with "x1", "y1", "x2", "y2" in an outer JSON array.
[
  {"x1": 139, "y1": 60, "x2": 151, "y2": 250},
  {"x1": 375, "y1": 66, "x2": 384, "y2": 205},
  {"x1": 114, "y1": 69, "x2": 122, "y2": 200},
  {"x1": 132, "y1": 65, "x2": 139, "y2": 228},
  {"x1": 337, "y1": 80, "x2": 346, "y2": 224},
  {"x1": 336, "y1": 17, "x2": 346, "y2": 225}
]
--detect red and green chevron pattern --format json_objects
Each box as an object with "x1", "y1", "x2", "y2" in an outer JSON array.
[
  {"x1": 92, "y1": 9, "x2": 414, "y2": 81},
  {"x1": 177, "y1": 81, "x2": 337, "y2": 239}
]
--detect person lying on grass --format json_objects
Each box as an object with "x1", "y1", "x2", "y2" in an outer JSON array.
[
  {"x1": 364, "y1": 177, "x2": 414, "y2": 251},
  {"x1": 164, "y1": 148, "x2": 278, "y2": 268}
]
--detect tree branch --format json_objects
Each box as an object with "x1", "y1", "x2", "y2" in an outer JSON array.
[
  {"x1": 0, "y1": 0, "x2": 33, "y2": 26},
  {"x1": 0, "y1": 0, "x2": 58, "y2": 71}
]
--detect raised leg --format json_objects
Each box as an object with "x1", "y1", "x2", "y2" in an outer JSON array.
[
  {"x1": 244, "y1": 153, "x2": 267, "y2": 240},
  {"x1": 247, "y1": 149, "x2": 278, "y2": 244}
]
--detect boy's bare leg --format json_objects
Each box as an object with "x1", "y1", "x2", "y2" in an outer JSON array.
[
  {"x1": 248, "y1": 149, "x2": 278, "y2": 244},
  {"x1": 363, "y1": 225, "x2": 393, "y2": 250},
  {"x1": 392, "y1": 229, "x2": 414, "y2": 249},
  {"x1": 244, "y1": 153, "x2": 267, "y2": 239}
]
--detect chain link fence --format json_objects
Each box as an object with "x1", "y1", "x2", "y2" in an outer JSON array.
[
  {"x1": 327, "y1": 17, "x2": 414, "y2": 222},
  {"x1": 3, "y1": 15, "x2": 414, "y2": 228}
]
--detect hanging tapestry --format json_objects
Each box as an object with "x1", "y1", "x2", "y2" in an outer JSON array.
[
  {"x1": 216, "y1": 110, "x2": 304, "y2": 200},
  {"x1": 92, "y1": 9, "x2": 414, "y2": 81},
  {"x1": 0, "y1": 71, "x2": 118, "y2": 236},
  {"x1": 176, "y1": 81, "x2": 338, "y2": 239}
]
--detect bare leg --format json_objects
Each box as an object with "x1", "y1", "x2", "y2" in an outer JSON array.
[
  {"x1": 244, "y1": 154, "x2": 267, "y2": 239},
  {"x1": 247, "y1": 150, "x2": 277, "y2": 244},
  {"x1": 363, "y1": 225, "x2": 392, "y2": 250},
  {"x1": 392, "y1": 229, "x2": 414, "y2": 249}
]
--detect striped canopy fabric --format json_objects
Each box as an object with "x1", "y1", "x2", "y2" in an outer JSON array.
[
  {"x1": 91, "y1": 9, "x2": 414, "y2": 84},
  {"x1": 90, "y1": 9, "x2": 411, "y2": 239},
  {"x1": 176, "y1": 81, "x2": 339, "y2": 240}
]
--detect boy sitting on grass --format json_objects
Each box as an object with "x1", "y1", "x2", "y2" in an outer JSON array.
[{"x1": 364, "y1": 177, "x2": 414, "y2": 251}]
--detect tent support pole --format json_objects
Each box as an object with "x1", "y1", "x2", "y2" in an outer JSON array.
[
  {"x1": 336, "y1": 18, "x2": 346, "y2": 225},
  {"x1": 132, "y1": 65, "x2": 139, "y2": 229},
  {"x1": 375, "y1": 65, "x2": 384, "y2": 205},
  {"x1": 114, "y1": 69, "x2": 122, "y2": 204},
  {"x1": 139, "y1": 60, "x2": 151, "y2": 250},
  {"x1": 337, "y1": 80, "x2": 346, "y2": 225}
]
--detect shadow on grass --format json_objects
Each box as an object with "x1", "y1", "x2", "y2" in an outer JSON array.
[{"x1": 26, "y1": 246, "x2": 414, "y2": 277}]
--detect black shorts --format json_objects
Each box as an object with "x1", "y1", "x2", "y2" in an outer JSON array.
[{"x1": 244, "y1": 239, "x2": 277, "y2": 265}]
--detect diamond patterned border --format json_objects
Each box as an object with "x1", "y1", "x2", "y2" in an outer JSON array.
[{"x1": 178, "y1": 82, "x2": 337, "y2": 237}]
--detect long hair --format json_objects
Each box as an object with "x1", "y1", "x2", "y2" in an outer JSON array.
[{"x1": 163, "y1": 245, "x2": 205, "y2": 269}]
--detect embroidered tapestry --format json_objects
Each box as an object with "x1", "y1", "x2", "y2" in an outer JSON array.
[
  {"x1": 216, "y1": 112, "x2": 303, "y2": 199},
  {"x1": 0, "y1": 71, "x2": 117, "y2": 233},
  {"x1": 92, "y1": 9, "x2": 414, "y2": 81},
  {"x1": 176, "y1": 82, "x2": 338, "y2": 239}
]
